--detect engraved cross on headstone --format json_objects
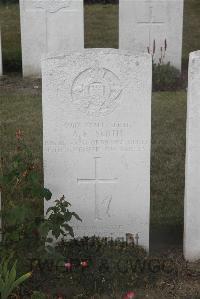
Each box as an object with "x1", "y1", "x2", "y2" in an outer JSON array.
[
  {"x1": 24, "y1": 0, "x2": 75, "y2": 53},
  {"x1": 137, "y1": 3, "x2": 164, "y2": 48},
  {"x1": 77, "y1": 157, "x2": 118, "y2": 220}
]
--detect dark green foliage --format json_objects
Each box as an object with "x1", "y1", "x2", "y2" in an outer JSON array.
[
  {"x1": 0, "y1": 0, "x2": 118, "y2": 5},
  {"x1": 23, "y1": 237, "x2": 148, "y2": 298},
  {"x1": 0, "y1": 0, "x2": 19, "y2": 5},
  {"x1": 0, "y1": 257, "x2": 31, "y2": 299},
  {"x1": 152, "y1": 63, "x2": 182, "y2": 92},
  {"x1": 0, "y1": 132, "x2": 81, "y2": 261},
  {"x1": 3, "y1": 57, "x2": 22, "y2": 73},
  {"x1": 31, "y1": 291, "x2": 46, "y2": 299},
  {"x1": 21, "y1": 237, "x2": 182, "y2": 298},
  {"x1": 45, "y1": 196, "x2": 81, "y2": 239},
  {"x1": 56, "y1": 237, "x2": 147, "y2": 296},
  {"x1": 84, "y1": 0, "x2": 118, "y2": 3}
]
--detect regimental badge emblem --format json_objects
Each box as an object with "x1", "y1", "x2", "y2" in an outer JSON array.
[{"x1": 71, "y1": 62, "x2": 122, "y2": 116}]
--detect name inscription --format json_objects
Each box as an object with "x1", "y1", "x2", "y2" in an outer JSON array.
[{"x1": 45, "y1": 121, "x2": 148, "y2": 153}]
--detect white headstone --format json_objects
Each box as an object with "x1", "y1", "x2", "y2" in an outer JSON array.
[
  {"x1": 42, "y1": 49, "x2": 152, "y2": 250},
  {"x1": 0, "y1": 28, "x2": 2, "y2": 238},
  {"x1": 19, "y1": 0, "x2": 84, "y2": 77},
  {"x1": 0, "y1": 17, "x2": 1, "y2": 235},
  {"x1": 0, "y1": 28, "x2": 2, "y2": 76},
  {"x1": 0, "y1": 28, "x2": 1, "y2": 235},
  {"x1": 119, "y1": 0, "x2": 184, "y2": 70},
  {"x1": 184, "y1": 51, "x2": 200, "y2": 261},
  {"x1": 0, "y1": 192, "x2": 1, "y2": 241}
]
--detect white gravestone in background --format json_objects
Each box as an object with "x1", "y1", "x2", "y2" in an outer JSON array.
[
  {"x1": 42, "y1": 49, "x2": 152, "y2": 250},
  {"x1": 0, "y1": 26, "x2": 1, "y2": 237},
  {"x1": 0, "y1": 28, "x2": 2, "y2": 238},
  {"x1": 119, "y1": 0, "x2": 184, "y2": 70},
  {"x1": 20, "y1": 0, "x2": 84, "y2": 77},
  {"x1": 0, "y1": 28, "x2": 2, "y2": 76},
  {"x1": 184, "y1": 51, "x2": 200, "y2": 261}
]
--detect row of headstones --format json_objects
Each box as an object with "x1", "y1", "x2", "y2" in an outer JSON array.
[
  {"x1": 0, "y1": 0, "x2": 184, "y2": 77},
  {"x1": 42, "y1": 48, "x2": 200, "y2": 262}
]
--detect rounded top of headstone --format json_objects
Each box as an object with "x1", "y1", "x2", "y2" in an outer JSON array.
[
  {"x1": 38, "y1": 0, "x2": 72, "y2": 12},
  {"x1": 189, "y1": 51, "x2": 200, "y2": 73},
  {"x1": 190, "y1": 51, "x2": 200, "y2": 59},
  {"x1": 41, "y1": 49, "x2": 152, "y2": 62}
]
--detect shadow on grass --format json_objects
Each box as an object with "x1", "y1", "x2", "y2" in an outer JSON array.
[
  {"x1": 150, "y1": 223, "x2": 183, "y2": 253},
  {"x1": 3, "y1": 57, "x2": 22, "y2": 74}
]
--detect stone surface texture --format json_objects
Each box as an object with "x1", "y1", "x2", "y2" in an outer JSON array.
[
  {"x1": 184, "y1": 51, "x2": 200, "y2": 261},
  {"x1": 119, "y1": 0, "x2": 184, "y2": 70},
  {"x1": 42, "y1": 49, "x2": 152, "y2": 250},
  {"x1": 20, "y1": 0, "x2": 84, "y2": 77}
]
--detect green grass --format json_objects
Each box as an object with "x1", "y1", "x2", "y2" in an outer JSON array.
[
  {"x1": 0, "y1": 86, "x2": 42, "y2": 162},
  {"x1": 151, "y1": 91, "x2": 186, "y2": 227},
  {"x1": 0, "y1": 3, "x2": 21, "y2": 72},
  {"x1": 85, "y1": 4, "x2": 118, "y2": 48},
  {"x1": 182, "y1": 0, "x2": 200, "y2": 67}
]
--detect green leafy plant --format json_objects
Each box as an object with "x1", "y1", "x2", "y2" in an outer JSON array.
[
  {"x1": 152, "y1": 62, "x2": 181, "y2": 91},
  {"x1": 147, "y1": 39, "x2": 182, "y2": 91},
  {"x1": 0, "y1": 256, "x2": 32, "y2": 299},
  {"x1": 31, "y1": 291, "x2": 46, "y2": 299},
  {"x1": 54, "y1": 237, "x2": 147, "y2": 297},
  {"x1": 41, "y1": 195, "x2": 82, "y2": 240},
  {"x1": 0, "y1": 130, "x2": 81, "y2": 261}
]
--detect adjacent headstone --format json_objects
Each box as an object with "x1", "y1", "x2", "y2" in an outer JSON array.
[
  {"x1": 19, "y1": 0, "x2": 84, "y2": 77},
  {"x1": 119, "y1": 0, "x2": 184, "y2": 70},
  {"x1": 0, "y1": 20, "x2": 1, "y2": 235},
  {"x1": 184, "y1": 51, "x2": 200, "y2": 261},
  {"x1": 42, "y1": 49, "x2": 152, "y2": 250},
  {"x1": 0, "y1": 193, "x2": 1, "y2": 241},
  {"x1": 0, "y1": 28, "x2": 2, "y2": 76}
]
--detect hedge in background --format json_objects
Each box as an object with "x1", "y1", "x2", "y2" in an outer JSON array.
[
  {"x1": 84, "y1": 0, "x2": 118, "y2": 3},
  {"x1": 0, "y1": 0, "x2": 118, "y2": 4},
  {"x1": 0, "y1": 0, "x2": 19, "y2": 4}
]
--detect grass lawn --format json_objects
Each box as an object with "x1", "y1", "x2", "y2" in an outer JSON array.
[{"x1": 151, "y1": 91, "x2": 186, "y2": 228}]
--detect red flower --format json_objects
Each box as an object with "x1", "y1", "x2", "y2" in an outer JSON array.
[
  {"x1": 64, "y1": 262, "x2": 72, "y2": 270},
  {"x1": 80, "y1": 261, "x2": 88, "y2": 268},
  {"x1": 123, "y1": 291, "x2": 136, "y2": 299},
  {"x1": 32, "y1": 229, "x2": 39, "y2": 237},
  {"x1": 16, "y1": 129, "x2": 23, "y2": 140},
  {"x1": 22, "y1": 170, "x2": 28, "y2": 177}
]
